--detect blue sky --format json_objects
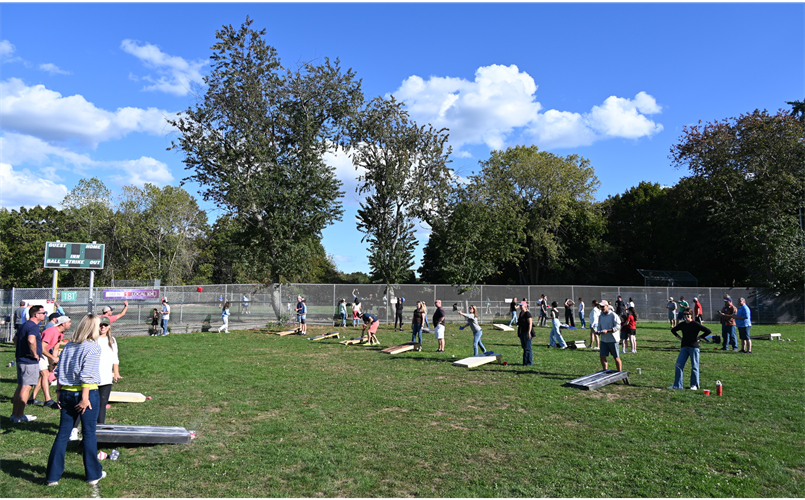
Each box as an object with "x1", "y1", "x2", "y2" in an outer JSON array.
[{"x1": 1, "y1": 3, "x2": 803, "y2": 275}]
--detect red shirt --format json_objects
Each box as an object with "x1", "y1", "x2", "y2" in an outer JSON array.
[
  {"x1": 625, "y1": 314, "x2": 637, "y2": 330},
  {"x1": 694, "y1": 301, "x2": 703, "y2": 315}
]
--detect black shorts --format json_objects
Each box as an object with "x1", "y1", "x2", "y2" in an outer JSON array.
[{"x1": 622, "y1": 327, "x2": 635, "y2": 337}]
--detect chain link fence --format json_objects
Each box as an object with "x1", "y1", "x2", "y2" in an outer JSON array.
[{"x1": 2, "y1": 283, "x2": 801, "y2": 341}]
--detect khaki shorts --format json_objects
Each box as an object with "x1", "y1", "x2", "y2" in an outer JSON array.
[{"x1": 17, "y1": 362, "x2": 40, "y2": 386}]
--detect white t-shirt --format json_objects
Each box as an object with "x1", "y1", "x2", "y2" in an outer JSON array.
[
  {"x1": 98, "y1": 338, "x2": 120, "y2": 386},
  {"x1": 162, "y1": 303, "x2": 171, "y2": 320}
]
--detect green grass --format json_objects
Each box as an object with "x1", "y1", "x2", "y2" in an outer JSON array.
[{"x1": 2, "y1": 322, "x2": 803, "y2": 497}]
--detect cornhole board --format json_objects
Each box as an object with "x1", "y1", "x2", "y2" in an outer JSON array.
[
  {"x1": 453, "y1": 352, "x2": 503, "y2": 368},
  {"x1": 340, "y1": 336, "x2": 368, "y2": 345},
  {"x1": 108, "y1": 391, "x2": 146, "y2": 403},
  {"x1": 96, "y1": 424, "x2": 191, "y2": 444},
  {"x1": 566, "y1": 370, "x2": 629, "y2": 390},
  {"x1": 276, "y1": 329, "x2": 301, "y2": 336},
  {"x1": 422, "y1": 327, "x2": 432, "y2": 334},
  {"x1": 382, "y1": 342, "x2": 421, "y2": 354},
  {"x1": 567, "y1": 340, "x2": 586, "y2": 349},
  {"x1": 753, "y1": 333, "x2": 781, "y2": 340},
  {"x1": 308, "y1": 332, "x2": 339, "y2": 341},
  {"x1": 492, "y1": 324, "x2": 515, "y2": 331}
]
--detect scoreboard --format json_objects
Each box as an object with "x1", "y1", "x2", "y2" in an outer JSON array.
[{"x1": 44, "y1": 242, "x2": 105, "y2": 269}]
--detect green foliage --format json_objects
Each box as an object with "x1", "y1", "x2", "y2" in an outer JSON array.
[
  {"x1": 353, "y1": 96, "x2": 452, "y2": 285},
  {"x1": 169, "y1": 17, "x2": 362, "y2": 284},
  {"x1": 670, "y1": 109, "x2": 805, "y2": 291}
]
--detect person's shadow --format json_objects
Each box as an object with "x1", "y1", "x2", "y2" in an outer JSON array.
[
  {"x1": 1, "y1": 458, "x2": 85, "y2": 484},
  {"x1": 201, "y1": 314, "x2": 212, "y2": 332}
]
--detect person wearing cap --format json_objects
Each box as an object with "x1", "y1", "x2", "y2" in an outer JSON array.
[
  {"x1": 718, "y1": 297, "x2": 738, "y2": 351},
  {"x1": 668, "y1": 309, "x2": 711, "y2": 390},
  {"x1": 693, "y1": 297, "x2": 703, "y2": 324},
  {"x1": 596, "y1": 300, "x2": 623, "y2": 372},
  {"x1": 11, "y1": 305, "x2": 46, "y2": 423},
  {"x1": 31, "y1": 315, "x2": 72, "y2": 409},
  {"x1": 667, "y1": 297, "x2": 677, "y2": 327},
  {"x1": 159, "y1": 298, "x2": 171, "y2": 336},
  {"x1": 42, "y1": 312, "x2": 61, "y2": 331},
  {"x1": 100, "y1": 300, "x2": 129, "y2": 324}
]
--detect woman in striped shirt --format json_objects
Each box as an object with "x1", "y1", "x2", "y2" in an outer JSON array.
[{"x1": 46, "y1": 313, "x2": 105, "y2": 486}]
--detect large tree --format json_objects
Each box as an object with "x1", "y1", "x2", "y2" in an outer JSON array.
[
  {"x1": 352, "y1": 96, "x2": 452, "y2": 286},
  {"x1": 670, "y1": 109, "x2": 805, "y2": 290},
  {"x1": 169, "y1": 17, "x2": 363, "y2": 295}
]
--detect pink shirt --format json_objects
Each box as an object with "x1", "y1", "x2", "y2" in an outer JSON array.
[{"x1": 41, "y1": 325, "x2": 63, "y2": 352}]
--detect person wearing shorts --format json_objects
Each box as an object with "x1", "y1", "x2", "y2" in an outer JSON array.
[
  {"x1": 11, "y1": 305, "x2": 46, "y2": 423},
  {"x1": 433, "y1": 299, "x2": 446, "y2": 352},
  {"x1": 596, "y1": 300, "x2": 622, "y2": 372},
  {"x1": 733, "y1": 297, "x2": 753, "y2": 354},
  {"x1": 667, "y1": 297, "x2": 677, "y2": 326},
  {"x1": 295, "y1": 297, "x2": 307, "y2": 336},
  {"x1": 361, "y1": 312, "x2": 380, "y2": 345}
]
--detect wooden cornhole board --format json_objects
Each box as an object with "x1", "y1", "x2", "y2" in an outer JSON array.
[
  {"x1": 108, "y1": 391, "x2": 146, "y2": 403},
  {"x1": 567, "y1": 370, "x2": 629, "y2": 390},
  {"x1": 453, "y1": 352, "x2": 503, "y2": 368},
  {"x1": 340, "y1": 336, "x2": 368, "y2": 345},
  {"x1": 276, "y1": 328, "x2": 301, "y2": 336},
  {"x1": 753, "y1": 333, "x2": 781, "y2": 340},
  {"x1": 382, "y1": 342, "x2": 422, "y2": 354},
  {"x1": 308, "y1": 332, "x2": 339, "y2": 341},
  {"x1": 96, "y1": 424, "x2": 191, "y2": 444},
  {"x1": 492, "y1": 324, "x2": 515, "y2": 331},
  {"x1": 567, "y1": 340, "x2": 587, "y2": 349}
]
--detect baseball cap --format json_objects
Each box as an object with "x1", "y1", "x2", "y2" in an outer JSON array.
[
  {"x1": 599, "y1": 300, "x2": 610, "y2": 306},
  {"x1": 102, "y1": 306, "x2": 114, "y2": 314},
  {"x1": 48, "y1": 312, "x2": 61, "y2": 321},
  {"x1": 99, "y1": 316, "x2": 111, "y2": 326},
  {"x1": 54, "y1": 315, "x2": 71, "y2": 326}
]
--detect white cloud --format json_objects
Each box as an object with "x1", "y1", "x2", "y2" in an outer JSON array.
[
  {"x1": 121, "y1": 39, "x2": 206, "y2": 96},
  {"x1": 109, "y1": 157, "x2": 174, "y2": 186},
  {"x1": 391, "y1": 64, "x2": 662, "y2": 154},
  {"x1": 0, "y1": 78, "x2": 178, "y2": 147},
  {"x1": 322, "y1": 146, "x2": 365, "y2": 206},
  {"x1": 0, "y1": 162, "x2": 69, "y2": 209},
  {"x1": 0, "y1": 133, "x2": 94, "y2": 168},
  {"x1": 0, "y1": 39, "x2": 22, "y2": 64},
  {"x1": 39, "y1": 63, "x2": 70, "y2": 75}
]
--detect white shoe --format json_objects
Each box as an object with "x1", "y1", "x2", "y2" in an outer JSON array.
[
  {"x1": 88, "y1": 471, "x2": 106, "y2": 485},
  {"x1": 69, "y1": 428, "x2": 80, "y2": 441},
  {"x1": 690, "y1": 386, "x2": 698, "y2": 390}
]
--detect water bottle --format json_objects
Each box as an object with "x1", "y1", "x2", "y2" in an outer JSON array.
[
  {"x1": 716, "y1": 380, "x2": 723, "y2": 396},
  {"x1": 110, "y1": 449, "x2": 120, "y2": 461}
]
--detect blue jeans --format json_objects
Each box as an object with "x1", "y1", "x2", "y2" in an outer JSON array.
[
  {"x1": 550, "y1": 327, "x2": 567, "y2": 348},
  {"x1": 579, "y1": 312, "x2": 586, "y2": 328},
  {"x1": 46, "y1": 389, "x2": 103, "y2": 483},
  {"x1": 161, "y1": 318, "x2": 169, "y2": 335},
  {"x1": 424, "y1": 316, "x2": 429, "y2": 328},
  {"x1": 673, "y1": 347, "x2": 700, "y2": 388},
  {"x1": 721, "y1": 325, "x2": 737, "y2": 349},
  {"x1": 340, "y1": 312, "x2": 346, "y2": 327},
  {"x1": 519, "y1": 334, "x2": 532, "y2": 366},
  {"x1": 509, "y1": 311, "x2": 518, "y2": 326},
  {"x1": 473, "y1": 329, "x2": 486, "y2": 356},
  {"x1": 412, "y1": 324, "x2": 423, "y2": 344}
]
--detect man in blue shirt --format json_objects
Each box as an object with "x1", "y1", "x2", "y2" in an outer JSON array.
[
  {"x1": 733, "y1": 297, "x2": 753, "y2": 354},
  {"x1": 11, "y1": 305, "x2": 45, "y2": 423}
]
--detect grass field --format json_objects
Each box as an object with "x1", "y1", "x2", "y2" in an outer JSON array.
[{"x1": 2, "y1": 321, "x2": 803, "y2": 498}]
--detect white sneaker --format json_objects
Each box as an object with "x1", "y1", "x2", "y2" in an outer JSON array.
[
  {"x1": 87, "y1": 471, "x2": 106, "y2": 485},
  {"x1": 15, "y1": 414, "x2": 37, "y2": 422},
  {"x1": 69, "y1": 428, "x2": 80, "y2": 441},
  {"x1": 690, "y1": 386, "x2": 698, "y2": 390}
]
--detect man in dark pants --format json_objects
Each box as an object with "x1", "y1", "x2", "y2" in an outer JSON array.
[{"x1": 518, "y1": 302, "x2": 534, "y2": 366}]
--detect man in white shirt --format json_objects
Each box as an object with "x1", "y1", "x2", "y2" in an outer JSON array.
[{"x1": 596, "y1": 300, "x2": 622, "y2": 372}]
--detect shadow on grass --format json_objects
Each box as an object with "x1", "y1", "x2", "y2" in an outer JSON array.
[
  {"x1": 1, "y1": 458, "x2": 87, "y2": 485},
  {"x1": 1, "y1": 416, "x2": 59, "y2": 436}
]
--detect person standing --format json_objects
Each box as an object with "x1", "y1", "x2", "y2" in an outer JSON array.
[
  {"x1": 433, "y1": 299, "x2": 446, "y2": 352},
  {"x1": 564, "y1": 298, "x2": 575, "y2": 327},
  {"x1": 588, "y1": 299, "x2": 601, "y2": 350},
  {"x1": 718, "y1": 297, "x2": 738, "y2": 351},
  {"x1": 338, "y1": 299, "x2": 347, "y2": 328},
  {"x1": 46, "y1": 313, "x2": 105, "y2": 486},
  {"x1": 517, "y1": 302, "x2": 534, "y2": 365},
  {"x1": 95, "y1": 316, "x2": 121, "y2": 424},
  {"x1": 457, "y1": 305, "x2": 486, "y2": 356},
  {"x1": 614, "y1": 296, "x2": 625, "y2": 317},
  {"x1": 539, "y1": 297, "x2": 548, "y2": 327},
  {"x1": 242, "y1": 294, "x2": 250, "y2": 314},
  {"x1": 10, "y1": 305, "x2": 46, "y2": 422},
  {"x1": 627, "y1": 297, "x2": 635, "y2": 310},
  {"x1": 668, "y1": 310, "x2": 711, "y2": 390},
  {"x1": 218, "y1": 301, "x2": 230, "y2": 333},
  {"x1": 411, "y1": 301, "x2": 425, "y2": 344},
  {"x1": 13, "y1": 301, "x2": 28, "y2": 335},
  {"x1": 159, "y1": 298, "x2": 171, "y2": 336},
  {"x1": 733, "y1": 297, "x2": 753, "y2": 354},
  {"x1": 394, "y1": 297, "x2": 404, "y2": 332},
  {"x1": 622, "y1": 307, "x2": 637, "y2": 353},
  {"x1": 677, "y1": 296, "x2": 689, "y2": 323},
  {"x1": 693, "y1": 297, "x2": 704, "y2": 324},
  {"x1": 352, "y1": 299, "x2": 361, "y2": 327},
  {"x1": 508, "y1": 297, "x2": 519, "y2": 327},
  {"x1": 150, "y1": 308, "x2": 160, "y2": 336},
  {"x1": 100, "y1": 300, "x2": 129, "y2": 324},
  {"x1": 549, "y1": 302, "x2": 568, "y2": 349},
  {"x1": 32, "y1": 315, "x2": 71, "y2": 409},
  {"x1": 295, "y1": 298, "x2": 308, "y2": 336},
  {"x1": 667, "y1": 297, "x2": 678, "y2": 327},
  {"x1": 596, "y1": 300, "x2": 622, "y2": 372},
  {"x1": 578, "y1": 298, "x2": 586, "y2": 329}
]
